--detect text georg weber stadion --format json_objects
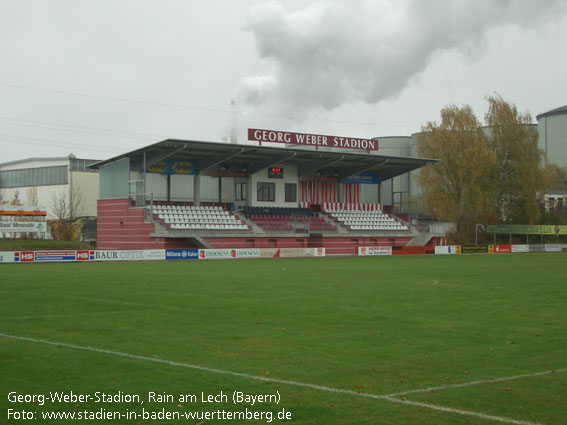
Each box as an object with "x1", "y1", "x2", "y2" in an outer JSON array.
[{"x1": 248, "y1": 128, "x2": 378, "y2": 151}]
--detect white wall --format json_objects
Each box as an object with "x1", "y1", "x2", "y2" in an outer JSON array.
[
  {"x1": 1, "y1": 185, "x2": 67, "y2": 218},
  {"x1": 173, "y1": 174, "x2": 195, "y2": 200},
  {"x1": 359, "y1": 184, "x2": 379, "y2": 203},
  {"x1": 70, "y1": 171, "x2": 99, "y2": 216},
  {"x1": 250, "y1": 164, "x2": 299, "y2": 207}
]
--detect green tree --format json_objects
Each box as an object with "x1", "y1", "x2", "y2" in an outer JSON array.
[
  {"x1": 484, "y1": 95, "x2": 543, "y2": 224},
  {"x1": 417, "y1": 105, "x2": 496, "y2": 242},
  {"x1": 543, "y1": 162, "x2": 567, "y2": 191}
]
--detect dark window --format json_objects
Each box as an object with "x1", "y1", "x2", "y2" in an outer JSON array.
[
  {"x1": 235, "y1": 182, "x2": 247, "y2": 200},
  {"x1": 285, "y1": 183, "x2": 297, "y2": 202},
  {"x1": 257, "y1": 182, "x2": 275, "y2": 202}
]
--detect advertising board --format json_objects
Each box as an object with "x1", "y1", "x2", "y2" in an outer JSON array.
[
  {"x1": 93, "y1": 250, "x2": 166, "y2": 261},
  {"x1": 544, "y1": 244, "x2": 562, "y2": 252},
  {"x1": 34, "y1": 251, "x2": 84, "y2": 262},
  {"x1": 165, "y1": 249, "x2": 199, "y2": 260},
  {"x1": 493, "y1": 245, "x2": 512, "y2": 254},
  {"x1": 434, "y1": 246, "x2": 459, "y2": 255},
  {"x1": 358, "y1": 246, "x2": 392, "y2": 256},
  {"x1": 10, "y1": 250, "x2": 95, "y2": 263},
  {"x1": 484, "y1": 224, "x2": 567, "y2": 235},
  {"x1": 145, "y1": 159, "x2": 196, "y2": 175},
  {"x1": 198, "y1": 249, "x2": 260, "y2": 260},
  {"x1": 277, "y1": 247, "x2": 326, "y2": 258},
  {"x1": 0, "y1": 251, "x2": 16, "y2": 263},
  {"x1": 511, "y1": 244, "x2": 529, "y2": 253},
  {"x1": 0, "y1": 221, "x2": 47, "y2": 233},
  {"x1": 340, "y1": 172, "x2": 380, "y2": 185},
  {"x1": 461, "y1": 245, "x2": 490, "y2": 254},
  {"x1": 15, "y1": 251, "x2": 35, "y2": 262}
]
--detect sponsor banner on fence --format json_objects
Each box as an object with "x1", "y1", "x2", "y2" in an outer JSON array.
[
  {"x1": 0, "y1": 251, "x2": 16, "y2": 263},
  {"x1": 484, "y1": 224, "x2": 567, "y2": 235},
  {"x1": 434, "y1": 246, "x2": 460, "y2": 255},
  {"x1": 461, "y1": 245, "x2": 491, "y2": 254},
  {"x1": 10, "y1": 250, "x2": 95, "y2": 263},
  {"x1": 259, "y1": 248, "x2": 279, "y2": 258},
  {"x1": 15, "y1": 251, "x2": 34, "y2": 262},
  {"x1": 33, "y1": 250, "x2": 86, "y2": 262},
  {"x1": 544, "y1": 244, "x2": 562, "y2": 252},
  {"x1": 358, "y1": 246, "x2": 392, "y2": 256},
  {"x1": 258, "y1": 248, "x2": 326, "y2": 258},
  {"x1": 494, "y1": 245, "x2": 512, "y2": 254},
  {"x1": 93, "y1": 250, "x2": 166, "y2": 262},
  {"x1": 304, "y1": 247, "x2": 325, "y2": 257},
  {"x1": 528, "y1": 244, "x2": 545, "y2": 253},
  {"x1": 165, "y1": 249, "x2": 199, "y2": 260},
  {"x1": 0, "y1": 221, "x2": 47, "y2": 233},
  {"x1": 198, "y1": 249, "x2": 260, "y2": 260},
  {"x1": 511, "y1": 244, "x2": 529, "y2": 253}
]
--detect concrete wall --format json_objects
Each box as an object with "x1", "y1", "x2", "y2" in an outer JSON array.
[
  {"x1": 538, "y1": 113, "x2": 567, "y2": 168},
  {"x1": 249, "y1": 164, "x2": 299, "y2": 207}
]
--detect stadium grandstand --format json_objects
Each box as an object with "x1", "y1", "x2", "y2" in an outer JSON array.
[{"x1": 90, "y1": 130, "x2": 440, "y2": 255}]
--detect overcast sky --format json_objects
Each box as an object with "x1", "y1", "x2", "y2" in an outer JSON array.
[{"x1": 1, "y1": 0, "x2": 566, "y2": 163}]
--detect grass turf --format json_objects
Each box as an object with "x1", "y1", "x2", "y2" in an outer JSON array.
[
  {"x1": 0, "y1": 240, "x2": 92, "y2": 250},
  {"x1": 1, "y1": 254, "x2": 566, "y2": 424}
]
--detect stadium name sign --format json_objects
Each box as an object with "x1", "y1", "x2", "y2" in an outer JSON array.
[{"x1": 248, "y1": 129, "x2": 378, "y2": 151}]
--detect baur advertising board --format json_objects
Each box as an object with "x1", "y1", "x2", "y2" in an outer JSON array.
[{"x1": 93, "y1": 250, "x2": 166, "y2": 261}]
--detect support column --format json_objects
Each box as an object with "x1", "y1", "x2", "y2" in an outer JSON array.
[
  {"x1": 167, "y1": 175, "x2": 171, "y2": 202},
  {"x1": 193, "y1": 175, "x2": 201, "y2": 206},
  {"x1": 142, "y1": 151, "x2": 146, "y2": 206}
]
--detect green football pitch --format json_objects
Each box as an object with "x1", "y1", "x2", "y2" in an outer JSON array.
[{"x1": 1, "y1": 254, "x2": 566, "y2": 424}]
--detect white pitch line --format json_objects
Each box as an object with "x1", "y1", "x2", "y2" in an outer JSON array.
[
  {"x1": 381, "y1": 396, "x2": 545, "y2": 425},
  {"x1": 386, "y1": 368, "x2": 567, "y2": 397},
  {"x1": 1, "y1": 333, "x2": 562, "y2": 425}
]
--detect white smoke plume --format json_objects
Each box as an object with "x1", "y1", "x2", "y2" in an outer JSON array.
[{"x1": 233, "y1": 0, "x2": 567, "y2": 117}]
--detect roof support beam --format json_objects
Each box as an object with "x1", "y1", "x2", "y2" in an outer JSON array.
[
  {"x1": 197, "y1": 148, "x2": 247, "y2": 174},
  {"x1": 131, "y1": 144, "x2": 188, "y2": 170},
  {"x1": 246, "y1": 152, "x2": 297, "y2": 176},
  {"x1": 298, "y1": 155, "x2": 344, "y2": 177},
  {"x1": 336, "y1": 158, "x2": 389, "y2": 181}
]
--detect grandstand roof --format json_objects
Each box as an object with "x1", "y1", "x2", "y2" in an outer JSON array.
[
  {"x1": 90, "y1": 139, "x2": 438, "y2": 181},
  {"x1": 537, "y1": 105, "x2": 567, "y2": 120}
]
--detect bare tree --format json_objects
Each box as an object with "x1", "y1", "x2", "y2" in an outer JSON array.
[{"x1": 49, "y1": 183, "x2": 86, "y2": 240}]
